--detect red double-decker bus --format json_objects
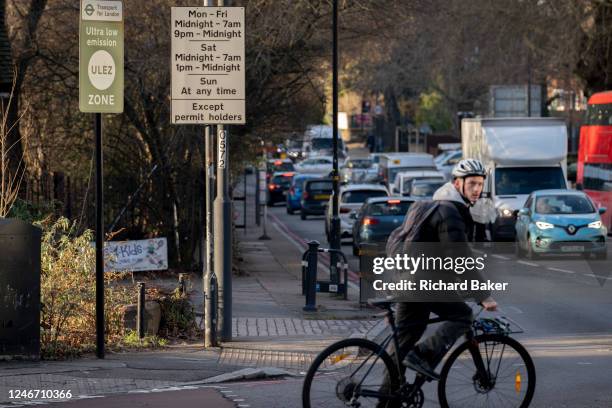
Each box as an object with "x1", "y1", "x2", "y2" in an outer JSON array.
[{"x1": 577, "y1": 91, "x2": 612, "y2": 230}]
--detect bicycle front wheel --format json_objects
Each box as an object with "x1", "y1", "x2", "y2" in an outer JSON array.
[
  {"x1": 438, "y1": 334, "x2": 536, "y2": 408},
  {"x1": 302, "y1": 338, "x2": 400, "y2": 408}
]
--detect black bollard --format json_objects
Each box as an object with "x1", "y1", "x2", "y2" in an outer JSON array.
[
  {"x1": 137, "y1": 282, "x2": 145, "y2": 339},
  {"x1": 303, "y1": 240, "x2": 320, "y2": 311}
]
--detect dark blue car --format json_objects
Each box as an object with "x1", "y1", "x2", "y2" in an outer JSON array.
[{"x1": 286, "y1": 173, "x2": 321, "y2": 214}]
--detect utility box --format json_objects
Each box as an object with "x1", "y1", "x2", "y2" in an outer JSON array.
[{"x1": 0, "y1": 218, "x2": 42, "y2": 360}]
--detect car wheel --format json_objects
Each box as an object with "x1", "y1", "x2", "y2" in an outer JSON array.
[
  {"x1": 287, "y1": 206, "x2": 294, "y2": 215},
  {"x1": 267, "y1": 200, "x2": 274, "y2": 207},
  {"x1": 352, "y1": 243, "x2": 359, "y2": 256},
  {"x1": 301, "y1": 213, "x2": 307, "y2": 220}
]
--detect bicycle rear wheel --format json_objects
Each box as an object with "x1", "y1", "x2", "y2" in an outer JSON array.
[
  {"x1": 302, "y1": 338, "x2": 400, "y2": 408},
  {"x1": 438, "y1": 334, "x2": 536, "y2": 408}
]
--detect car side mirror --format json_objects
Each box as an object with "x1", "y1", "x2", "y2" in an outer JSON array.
[
  {"x1": 518, "y1": 208, "x2": 530, "y2": 217},
  {"x1": 599, "y1": 207, "x2": 607, "y2": 215}
]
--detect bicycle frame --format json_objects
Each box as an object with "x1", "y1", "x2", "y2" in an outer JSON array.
[{"x1": 349, "y1": 306, "x2": 520, "y2": 402}]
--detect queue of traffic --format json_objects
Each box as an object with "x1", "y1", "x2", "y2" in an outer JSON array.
[{"x1": 264, "y1": 105, "x2": 611, "y2": 260}]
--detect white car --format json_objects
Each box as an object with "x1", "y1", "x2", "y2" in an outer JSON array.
[
  {"x1": 295, "y1": 156, "x2": 334, "y2": 175},
  {"x1": 391, "y1": 170, "x2": 446, "y2": 196},
  {"x1": 325, "y1": 184, "x2": 389, "y2": 243},
  {"x1": 340, "y1": 157, "x2": 376, "y2": 184}
]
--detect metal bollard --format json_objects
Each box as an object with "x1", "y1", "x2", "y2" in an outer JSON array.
[
  {"x1": 209, "y1": 273, "x2": 218, "y2": 343},
  {"x1": 178, "y1": 273, "x2": 187, "y2": 297},
  {"x1": 255, "y1": 168, "x2": 261, "y2": 226},
  {"x1": 137, "y1": 282, "x2": 145, "y2": 339},
  {"x1": 303, "y1": 240, "x2": 320, "y2": 311}
]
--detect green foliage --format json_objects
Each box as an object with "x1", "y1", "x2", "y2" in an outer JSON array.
[
  {"x1": 39, "y1": 217, "x2": 134, "y2": 359},
  {"x1": 158, "y1": 288, "x2": 199, "y2": 339},
  {"x1": 120, "y1": 330, "x2": 168, "y2": 349},
  {"x1": 8, "y1": 198, "x2": 57, "y2": 224},
  {"x1": 415, "y1": 91, "x2": 453, "y2": 132}
]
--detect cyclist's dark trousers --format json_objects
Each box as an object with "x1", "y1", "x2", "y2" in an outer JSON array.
[{"x1": 377, "y1": 302, "x2": 472, "y2": 408}]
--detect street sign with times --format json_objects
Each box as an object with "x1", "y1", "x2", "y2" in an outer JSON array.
[
  {"x1": 79, "y1": 0, "x2": 124, "y2": 113},
  {"x1": 171, "y1": 7, "x2": 246, "y2": 124}
]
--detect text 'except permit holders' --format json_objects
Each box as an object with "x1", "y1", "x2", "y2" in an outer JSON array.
[{"x1": 172, "y1": 100, "x2": 244, "y2": 124}]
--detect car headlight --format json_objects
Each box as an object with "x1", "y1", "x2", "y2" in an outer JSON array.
[
  {"x1": 500, "y1": 208, "x2": 514, "y2": 217},
  {"x1": 535, "y1": 221, "x2": 554, "y2": 230},
  {"x1": 588, "y1": 220, "x2": 602, "y2": 229}
]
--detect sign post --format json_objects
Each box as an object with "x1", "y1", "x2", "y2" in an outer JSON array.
[
  {"x1": 171, "y1": 4, "x2": 245, "y2": 344},
  {"x1": 79, "y1": 0, "x2": 124, "y2": 359}
]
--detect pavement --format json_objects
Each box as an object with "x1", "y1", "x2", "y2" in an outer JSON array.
[{"x1": 0, "y1": 163, "x2": 381, "y2": 407}]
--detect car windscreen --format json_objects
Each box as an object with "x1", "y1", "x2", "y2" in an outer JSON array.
[
  {"x1": 311, "y1": 138, "x2": 333, "y2": 150},
  {"x1": 389, "y1": 167, "x2": 436, "y2": 182},
  {"x1": 366, "y1": 201, "x2": 412, "y2": 216},
  {"x1": 269, "y1": 162, "x2": 295, "y2": 172},
  {"x1": 272, "y1": 175, "x2": 292, "y2": 188},
  {"x1": 495, "y1": 167, "x2": 566, "y2": 195},
  {"x1": 348, "y1": 159, "x2": 373, "y2": 169},
  {"x1": 411, "y1": 182, "x2": 445, "y2": 197},
  {"x1": 306, "y1": 181, "x2": 333, "y2": 192},
  {"x1": 535, "y1": 195, "x2": 595, "y2": 214},
  {"x1": 342, "y1": 190, "x2": 388, "y2": 203},
  {"x1": 586, "y1": 103, "x2": 612, "y2": 126}
]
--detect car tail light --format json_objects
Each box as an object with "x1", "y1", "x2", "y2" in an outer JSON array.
[
  {"x1": 268, "y1": 184, "x2": 279, "y2": 190},
  {"x1": 283, "y1": 172, "x2": 295, "y2": 177},
  {"x1": 363, "y1": 217, "x2": 379, "y2": 226},
  {"x1": 388, "y1": 199, "x2": 401, "y2": 204},
  {"x1": 303, "y1": 191, "x2": 309, "y2": 199},
  {"x1": 340, "y1": 207, "x2": 351, "y2": 214}
]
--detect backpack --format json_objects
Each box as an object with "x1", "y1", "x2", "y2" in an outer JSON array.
[{"x1": 385, "y1": 200, "x2": 440, "y2": 257}]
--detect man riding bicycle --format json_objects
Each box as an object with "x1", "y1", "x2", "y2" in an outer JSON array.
[{"x1": 378, "y1": 159, "x2": 498, "y2": 407}]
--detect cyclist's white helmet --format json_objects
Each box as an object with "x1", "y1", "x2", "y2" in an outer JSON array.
[{"x1": 452, "y1": 159, "x2": 486, "y2": 179}]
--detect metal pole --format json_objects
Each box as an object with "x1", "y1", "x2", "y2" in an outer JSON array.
[
  {"x1": 255, "y1": 167, "x2": 261, "y2": 226},
  {"x1": 95, "y1": 112, "x2": 105, "y2": 359},
  {"x1": 137, "y1": 282, "x2": 145, "y2": 339},
  {"x1": 259, "y1": 141, "x2": 270, "y2": 240},
  {"x1": 330, "y1": 0, "x2": 340, "y2": 285},
  {"x1": 214, "y1": 125, "x2": 232, "y2": 341},
  {"x1": 243, "y1": 167, "x2": 247, "y2": 229},
  {"x1": 203, "y1": 0, "x2": 217, "y2": 349}
]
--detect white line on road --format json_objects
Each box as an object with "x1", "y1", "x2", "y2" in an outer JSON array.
[
  {"x1": 517, "y1": 260, "x2": 539, "y2": 267},
  {"x1": 577, "y1": 362, "x2": 593, "y2": 365},
  {"x1": 547, "y1": 267, "x2": 575, "y2": 274},
  {"x1": 583, "y1": 274, "x2": 612, "y2": 280},
  {"x1": 491, "y1": 254, "x2": 510, "y2": 260}
]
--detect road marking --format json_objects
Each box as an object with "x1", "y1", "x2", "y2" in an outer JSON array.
[
  {"x1": 491, "y1": 254, "x2": 510, "y2": 260},
  {"x1": 584, "y1": 273, "x2": 612, "y2": 280},
  {"x1": 577, "y1": 362, "x2": 593, "y2": 365},
  {"x1": 517, "y1": 260, "x2": 539, "y2": 267},
  {"x1": 547, "y1": 267, "x2": 576, "y2": 274}
]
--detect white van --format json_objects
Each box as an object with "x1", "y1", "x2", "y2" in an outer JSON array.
[{"x1": 378, "y1": 153, "x2": 437, "y2": 188}]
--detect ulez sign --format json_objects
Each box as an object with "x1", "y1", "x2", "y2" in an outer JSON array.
[{"x1": 79, "y1": 0, "x2": 124, "y2": 113}]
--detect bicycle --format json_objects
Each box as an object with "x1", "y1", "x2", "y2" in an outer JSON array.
[{"x1": 302, "y1": 299, "x2": 536, "y2": 407}]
